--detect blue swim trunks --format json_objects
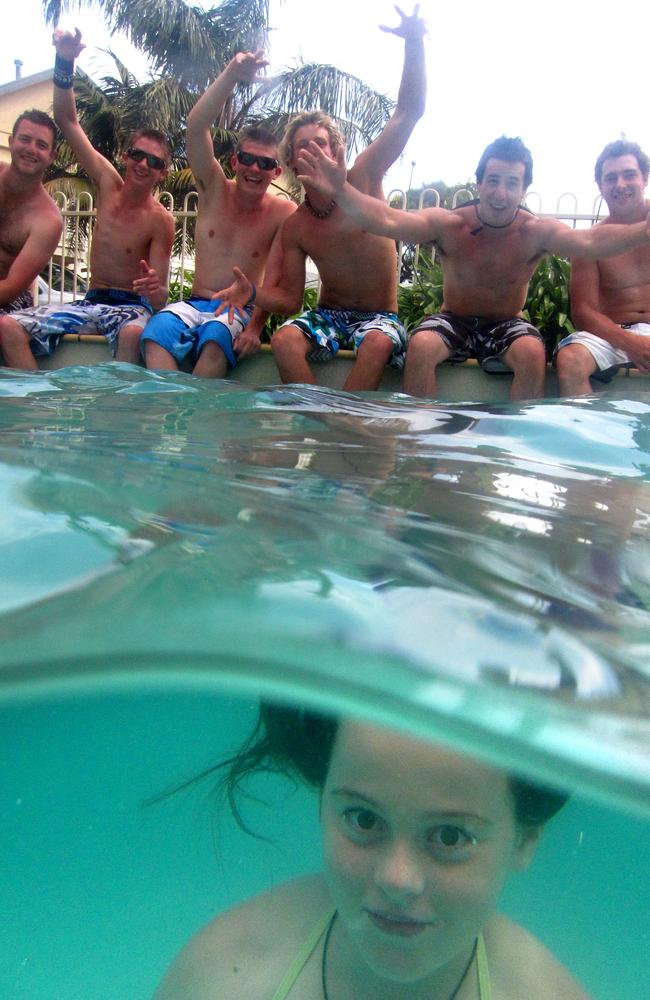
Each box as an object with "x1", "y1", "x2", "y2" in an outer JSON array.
[
  {"x1": 8, "y1": 288, "x2": 153, "y2": 357},
  {"x1": 282, "y1": 306, "x2": 407, "y2": 369},
  {"x1": 415, "y1": 312, "x2": 542, "y2": 371},
  {"x1": 141, "y1": 297, "x2": 252, "y2": 368}
]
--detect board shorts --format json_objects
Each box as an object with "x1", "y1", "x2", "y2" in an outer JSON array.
[
  {"x1": 8, "y1": 289, "x2": 153, "y2": 357},
  {"x1": 0, "y1": 289, "x2": 33, "y2": 315},
  {"x1": 140, "y1": 297, "x2": 252, "y2": 368},
  {"x1": 555, "y1": 324, "x2": 650, "y2": 383},
  {"x1": 282, "y1": 306, "x2": 407, "y2": 369},
  {"x1": 415, "y1": 312, "x2": 543, "y2": 371}
]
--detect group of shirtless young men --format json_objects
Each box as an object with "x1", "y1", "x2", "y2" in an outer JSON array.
[{"x1": 1, "y1": 9, "x2": 650, "y2": 400}]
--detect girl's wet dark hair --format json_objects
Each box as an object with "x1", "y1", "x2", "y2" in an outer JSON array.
[{"x1": 222, "y1": 704, "x2": 568, "y2": 830}]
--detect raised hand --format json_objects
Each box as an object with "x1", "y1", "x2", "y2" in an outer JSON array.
[
  {"x1": 212, "y1": 267, "x2": 254, "y2": 324},
  {"x1": 229, "y1": 50, "x2": 269, "y2": 85},
  {"x1": 379, "y1": 4, "x2": 427, "y2": 41},
  {"x1": 52, "y1": 27, "x2": 85, "y2": 61},
  {"x1": 133, "y1": 259, "x2": 163, "y2": 301},
  {"x1": 295, "y1": 142, "x2": 347, "y2": 199}
]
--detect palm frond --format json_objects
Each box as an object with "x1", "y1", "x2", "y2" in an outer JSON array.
[
  {"x1": 44, "y1": 0, "x2": 271, "y2": 89},
  {"x1": 252, "y1": 62, "x2": 394, "y2": 157}
]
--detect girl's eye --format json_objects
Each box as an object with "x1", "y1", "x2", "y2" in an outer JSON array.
[
  {"x1": 343, "y1": 807, "x2": 381, "y2": 835},
  {"x1": 428, "y1": 825, "x2": 476, "y2": 851}
]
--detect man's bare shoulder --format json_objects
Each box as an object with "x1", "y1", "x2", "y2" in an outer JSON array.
[
  {"x1": 486, "y1": 914, "x2": 594, "y2": 999},
  {"x1": 428, "y1": 204, "x2": 484, "y2": 247},
  {"x1": 155, "y1": 874, "x2": 330, "y2": 1000},
  {"x1": 271, "y1": 193, "x2": 298, "y2": 222},
  {"x1": 280, "y1": 203, "x2": 314, "y2": 243},
  {"x1": 32, "y1": 186, "x2": 62, "y2": 223},
  {"x1": 151, "y1": 198, "x2": 176, "y2": 230}
]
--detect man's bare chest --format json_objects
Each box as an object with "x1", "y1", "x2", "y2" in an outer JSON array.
[
  {"x1": 0, "y1": 194, "x2": 32, "y2": 256},
  {"x1": 443, "y1": 229, "x2": 538, "y2": 282},
  {"x1": 299, "y1": 214, "x2": 389, "y2": 266},
  {"x1": 93, "y1": 202, "x2": 155, "y2": 254},
  {"x1": 196, "y1": 202, "x2": 279, "y2": 258},
  {"x1": 599, "y1": 243, "x2": 650, "y2": 290}
]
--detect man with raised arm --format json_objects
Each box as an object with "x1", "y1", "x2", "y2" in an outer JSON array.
[
  {"x1": 141, "y1": 52, "x2": 295, "y2": 378},
  {"x1": 0, "y1": 28, "x2": 175, "y2": 370},
  {"x1": 295, "y1": 134, "x2": 650, "y2": 401},
  {"x1": 556, "y1": 140, "x2": 650, "y2": 395},
  {"x1": 0, "y1": 110, "x2": 62, "y2": 316},
  {"x1": 215, "y1": 5, "x2": 427, "y2": 391}
]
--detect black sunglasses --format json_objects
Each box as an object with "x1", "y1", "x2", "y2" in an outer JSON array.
[
  {"x1": 126, "y1": 147, "x2": 167, "y2": 171},
  {"x1": 236, "y1": 150, "x2": 279, "y2": 171}
]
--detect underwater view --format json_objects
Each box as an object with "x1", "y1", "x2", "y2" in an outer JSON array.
[{"x1": 1, "y1": 364, "x2": 649, "y2": 999}]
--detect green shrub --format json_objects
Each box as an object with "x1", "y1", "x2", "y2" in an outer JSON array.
[
  {"x1": 167, "y1": 268, "x2": 195, "y2": 304},
  {"x1": 522, "y1": 255, "x2": 574, "y2": 358},
  {"x1": 397, "y1": 252, "x2": 444, "y2": 331}
]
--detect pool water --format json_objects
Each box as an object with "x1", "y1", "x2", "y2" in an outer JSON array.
[
  {"x1": 2, "y1": 690, "x2": 648, "y2": 999},
  {"x1": 1, "y1": 365, "x2": 649, "y2": 998}
]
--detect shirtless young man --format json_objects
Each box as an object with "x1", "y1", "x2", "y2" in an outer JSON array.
[
  {"x1": 0, "y1": 110, "x2": 62, "y2": 317},
  {"x1": 0, "y1": 29, "x2": 175, "y2": 369},
  {"x1": 296, "y1": 134, "x2": 650, "y2": 401},
  {"x1": 556, "y1": 140, "x2": 650, "y2": 395},
  {"x1": 142, "y1": 52, "x2": 296, "y2": 378},
  {"x1": 215, "y1": 6, "x2": 427, "y2": 391}
]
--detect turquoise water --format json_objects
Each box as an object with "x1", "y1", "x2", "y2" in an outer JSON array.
[{"x1": 1, "y1": 365, "x2": 649, "y2": 997}]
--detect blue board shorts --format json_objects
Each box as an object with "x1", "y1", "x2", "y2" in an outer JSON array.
[
  {"x1": 415, "y1": 312, "x2": 543, "y2": 371},
  {"x1": 8, "y1": 289, "x2": 153, "y2": 357},
  {"x1": 282, "y1": 305, "x2": 407, "y2": 369},
  {"x1": 141, "y1": 297, "x2": 252, "y2": 368}
]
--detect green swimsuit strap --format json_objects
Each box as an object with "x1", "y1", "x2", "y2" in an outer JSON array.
[
  {"x1": 476, "y1": 931, "x2": 492, "y2": 1000},
  {"x1": 270, "y1": 911, "x2": 490, "y2": 1000},
  {"x1": 271, "y1": 907, "x2": 337, "y2": 1000}
]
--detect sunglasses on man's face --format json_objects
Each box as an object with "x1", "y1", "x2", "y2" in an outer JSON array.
[
  {"x1": 126, "y1": 147, "x2": 167, "y2": 171},
  {"x1": 236, "y1": 150, "x2": 279, "y2": 172}
]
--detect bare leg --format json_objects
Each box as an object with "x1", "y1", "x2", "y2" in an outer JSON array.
[
  {"x1": 193, "y1": 341, "x2": 228, "y2": 379},
  {"x1": 502, "y1": 335, "x2": 547, "y2": 401},
  {"x1": 0, "y1": 316, "x2": 38, "y2": 370},
  {"x1": 343, "y1": 330, "x2": 394, "y2": 391},
  {"x1": 403, "y1": 328, "x2": 451, "y2": 397},
  {"x1": 144, "y1": 340, "x2": 179, "y2": 371},
  {"x1": 116, "y1": 324, "x2": 144, "y2": 365},
  {"x1": 272, "y1": 324, "x2": 315, "y2": 384},
  {"x1": 556, "y1": 343, "x2": 597, "y2": 397}
]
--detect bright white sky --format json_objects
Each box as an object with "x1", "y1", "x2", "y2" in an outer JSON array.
[{"x1": 2, "y1": 0, "x2": 647, "y2": 212}]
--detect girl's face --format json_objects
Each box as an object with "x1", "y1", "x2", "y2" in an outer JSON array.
[{"x1": 321, "y1": 723, "x2": 540, "y2": 986}]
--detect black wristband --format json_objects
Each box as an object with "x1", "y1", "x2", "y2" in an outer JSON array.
[{"x1": 53, "y1": 53, "x2": 75, "y2": 89}]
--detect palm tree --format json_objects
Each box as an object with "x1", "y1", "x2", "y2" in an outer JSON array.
[{"x1": 42, "y1": 0, "x2": 394, "y2": 166}]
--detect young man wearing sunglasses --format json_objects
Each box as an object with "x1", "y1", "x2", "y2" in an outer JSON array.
[
  {"x1": 214, "y1": 6, "x2": 426, "y2": 390},
  {"x1": 0, "y1": 28, "x2": 175, "y2": 370},
  {"x1": 142, "y1": 51, "x2": 296, "y2": 377}
]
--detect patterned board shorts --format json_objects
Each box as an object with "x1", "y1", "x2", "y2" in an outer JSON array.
[
  {"x1": 0, "y1": 289, "x2": 33, "y2": 315},
  {"x1": 141, "y1": 297, "x2": 252, "y2": 368},
  {"x1": 283, "y1": 306, "x2": 407, "y2": 369},
  {"x1": 415, "y1": 312, "x2": 543, "y2": 371},
  {"x1": 8, "y1": 289, "x2": 153, "y2": 357},
  {"x1": 556, "y1": 324, "x2": 650, "y2": 383}
]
